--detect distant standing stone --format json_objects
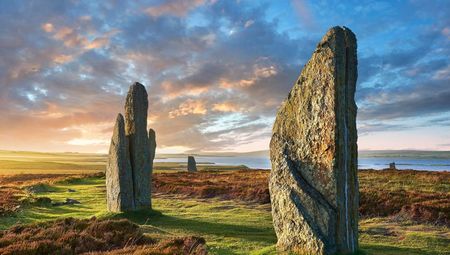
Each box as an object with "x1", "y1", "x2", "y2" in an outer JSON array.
[
  {"x1": 269, "y1": 26, "x2": 359, "y2": 255},
  {"x1": 187, "y1": 156, "x2": 197, "y2": 172},
  {"x1": 106, "y1": 114, "x2": 134, "y2": 212},
  {"x1": 389, "y1": 162, "x2": 397, "y2": 170},
  {"x1": 125, "y1": 82, "x2": 151, "y2": 209}
]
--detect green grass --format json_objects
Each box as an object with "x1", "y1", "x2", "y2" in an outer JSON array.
[
  {"x1": 0, "y1": 176, "x2": 276, "y2": 254},
  {"x1": 0, "y1": 150, "x2": 106, "y2": 174},
  {"x1": 0, "y1": 150, "x2": 247, "y2": 175},
  {"x1": 359, "y1": 218, "x2": 450, "y2": 255},
  {"x1": 1, "y1": 176, "x2": 449, "y2": 254}
]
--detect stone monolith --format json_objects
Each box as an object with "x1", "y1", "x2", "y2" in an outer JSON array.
[
  {"x1": 148, "y1": 128, "x2": 156, "y2": 208},
  {"x1": 125, "y1": 82, "x2": 151, "y2": 209},
  {"x1": 149, "y1": 129, "x2": 156, "y2": 170},
  {"x1": 187, "y1": 156, "x2": 197, "y2": 172},
  {"x1": 106, "y1": 114, "x2": 134, "y2": 212},
  {"x1": 269, "y1": 26, "x2": 359, "y2": 255}
]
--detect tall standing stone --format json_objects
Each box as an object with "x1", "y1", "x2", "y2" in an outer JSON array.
[
  {"x1": 269, "y1": 26, "x2": 359, "y2": 255},
  {"x1": 125, "y1": 82, "x2": 151, "y2": 209},
  {"x1": 106, "y1": 114, "x2": 134, "y2": 212},
  {"x1": 187, "y1": 156, "x2": 197, "y2": 172}
]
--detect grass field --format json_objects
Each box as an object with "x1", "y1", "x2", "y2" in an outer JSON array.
[
  {"x1": 0, "y1": 151, "x2": 449, "y2": 254},
  {"x1": 0, "y1": 150, "x2": 245, "y2": 175}
]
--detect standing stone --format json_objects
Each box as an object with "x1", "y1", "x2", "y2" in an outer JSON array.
[
  {"x1": 389, "y1": 162, "x2": 396, "y2": 170},
  {"x1": 269, "y1": 26, "x2": 359, "y2": 255},
  {"x1": 187, "y1": 156, "x2": 197, "y2": 172},
  {"x1": 148, "y1": 128, "x2": 157, "y2": 170},
  {"x1": 125, "y1": 82, "x2": 151, "y2": 209},
  {"x1": 148, "y1": 128, "x2": 156, "y2": 208},
  {"x1": 106, "y1": 114, "x2": 134, "y2": 212}
]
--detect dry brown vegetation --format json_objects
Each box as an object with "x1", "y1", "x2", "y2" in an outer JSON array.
[
  {"x1": 1, "y1": 169, "x2": 448, "y2": 227},
  {"x1": 153, "y1": 170, "x2": 270, "y2": 203},
  {"x1": 359, "y1": 170, "x2": 450, "y2": 226},
  {"x1": 0, "y1": 217, "x2": 206, "y2": 255},
  {"x1": 0, "y1": 174, "x2": 75, "y2": 186},
  {"x1": 0, "y1": 173, "x2": 104, "y2": 216},
  {"x1": 0, "y1": 187, "x2": 22, "y2": 216},
  {"x1": 153, "y1": 169, "x2": 450, "y2": 226}
]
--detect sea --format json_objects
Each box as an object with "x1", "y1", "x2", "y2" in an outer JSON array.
[{"x1": 155, "y1": 156, "x2": 450, "y2": 171}]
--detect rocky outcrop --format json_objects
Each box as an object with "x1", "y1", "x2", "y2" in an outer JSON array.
[
  {"x1": 106, "y1": 114, "x2": 134, "y2": 212},
  {"x1": 269, "y1": 26, "x2": 359, "y2": 255},
  {"x1": 125, "y1": 82, "x2": 151, "y2": 209},
  {"x1": 187, "y1": 156, "x2": 197, "y2": 172}
]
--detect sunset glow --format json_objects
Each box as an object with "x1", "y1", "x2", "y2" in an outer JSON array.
[{"x1": 0, "y1": 0, "x2": 449, "y2": 153}]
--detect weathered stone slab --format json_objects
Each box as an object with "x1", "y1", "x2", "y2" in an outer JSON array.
[
  {"x1": 269, "y1": 26, "x2": 359, "y2": 255},
  {"x1": 125, "y1": 82, "x2": 151, "y2": 209},
  {"x1": 187, "y1": 156, "x2": 197, "y2": 172},
  {"x1": 106, "y1": 114, "x2": 134, "y2": 212}
]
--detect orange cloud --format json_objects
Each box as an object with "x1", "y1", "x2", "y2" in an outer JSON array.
[
  {"x1": 84, "y1": 37, "x2": 109, "y2": 50},
  {"x1": 53, "y1": 26, "x2": 74, "y2": 40},
  {"x1": 161, "y1": 81, "x2": 209, "y2": 100},
  {"x1": 212, "y1": 102, "x2": 240, "y2": 112},
  {"x1": 53, "y1": 54, "x2": 74, "y2": 64},
  {"x1": 46, "y1": 24, "x2": 117, "y2": 51},
  {"x1": 169, "y1": 99, "x2": 207, "y2": 118},
  {"x1": 41, "y1": 23, "x2": 54, "y2": 33},
  {"x1": 219, "y1": 64, "x2": 278, "y2": 89}
]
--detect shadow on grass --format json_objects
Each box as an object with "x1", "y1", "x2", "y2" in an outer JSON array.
[
  {"x1": 113, "y1": 209, "x2": 276, "y2": 244},
  {"x1": 360, "y1": 244, "x2": 443, "y2": 255}
]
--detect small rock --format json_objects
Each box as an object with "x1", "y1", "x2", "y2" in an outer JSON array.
[
  {"x1": 52, "y1": 198, "x2": 81, "y2": 206},
  {"x1": 25, "y1": 184, "x2": 49, "y2": 193},
  {"x1": 68, "y1": 189, "x2": 76, "y2": 192},
  {"x1": 65, "y1": 198, "x2": 81, "y2": 205}
]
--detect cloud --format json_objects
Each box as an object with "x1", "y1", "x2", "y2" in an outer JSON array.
[
  {"x1": 41, "y1": 23, "x2": 54, "y2": 33},
  {"x1": 0, "y1": 0, "x2": 449, "y2": 152},
  {"x1": 359, "y1": 80, "x2": 450, "y2": 121},
  {"x1": 244, "y1": 20, "x2": 254, "y2": 28},
  {"x1": 212, "y1": 102, "x2": 240, "y2": 112},
  {"x1": 291, "y1": 0, "x2": 318, "y2": 30},
  {"x1": 144, "y1": 0, "x2": 207, "y2": 17},
  {"x1": 169, "y1": 99, "x2": 207, "y2": 118}
]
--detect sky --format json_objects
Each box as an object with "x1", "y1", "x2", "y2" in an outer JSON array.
[{"x1": 0, "y1": 0, "x2": 449, "y2": 154}]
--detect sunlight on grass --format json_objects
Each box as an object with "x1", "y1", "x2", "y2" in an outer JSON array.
[{"x1": 1, "y1": 175, "x2": 449, "y2": 255}]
